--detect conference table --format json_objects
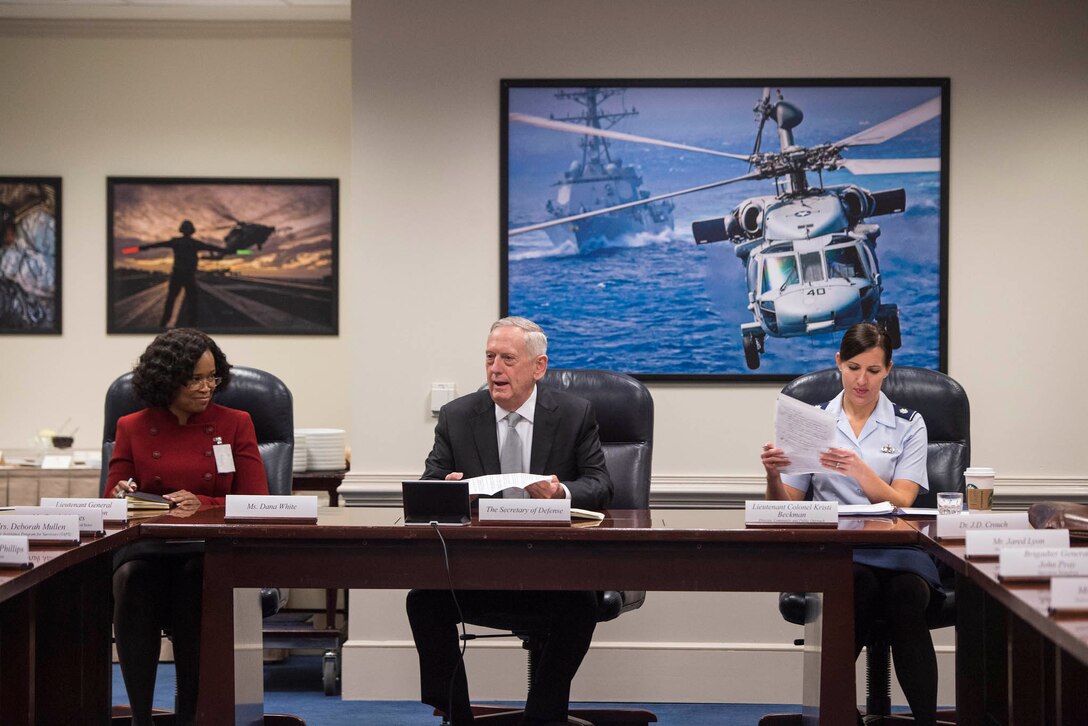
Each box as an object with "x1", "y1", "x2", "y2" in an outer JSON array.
[
  {"x1": 910, "y1": 519, "x2": 1088, "y2": 726},
  {"x1": 139, "y1": 507, "x2": 922, "y2": 725}
]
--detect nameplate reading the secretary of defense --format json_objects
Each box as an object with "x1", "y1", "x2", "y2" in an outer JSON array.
[
  {"x1": 965, "y1": 528, "x2": 1069, "y2": 558},
  {"x1": 935, "y1": 511, "x2": 1030, "y2": 539},
  {"x1": 999, "y1": 547, "x2": 1088, "y2": 581},
  {"x1": 224, "y1": 495, "x2": 318, "y2": 520},
  {"x1": 0, "y1": 515, "x2": 80, "y2": 543},
  {"x1": 478, "y1": 498, "x2": 571, "y2": 524},
  {"x1": 745, "y1": 501, "x2": 838, "y2": 526},
  {"x1": 40, "y1": 497, "x2": 128, "y2": 523}
]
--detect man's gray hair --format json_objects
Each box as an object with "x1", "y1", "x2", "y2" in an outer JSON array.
[{"x1": 491, "y1": 316, "x2": 548, "y2": 357}]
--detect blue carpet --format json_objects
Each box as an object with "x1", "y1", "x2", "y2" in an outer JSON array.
[{"x1": 112, "y1": 656, "x2": 801, "y2": 724}]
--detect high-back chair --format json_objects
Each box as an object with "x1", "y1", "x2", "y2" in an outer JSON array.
[
  {"x1": 465, "y1": 368, "x2": 657, "y2": 726},
  {"x1": 100, "y1": 366, "x2": 294, "y2": 497},
  {"x1": 775, "y1": 366, "x2": 969, "y2": 723}
]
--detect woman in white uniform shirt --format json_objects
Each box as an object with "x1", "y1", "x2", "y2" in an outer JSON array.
[{"x1": 762, "y1": 322, "x2": 940, "y2": 726}]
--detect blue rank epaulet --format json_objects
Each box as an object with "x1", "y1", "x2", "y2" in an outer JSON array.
[
  {"x1": 816, "y1": 401, "x2": 830, "y2": 410},
  {"x1": 890, "y1": 402, "x2": 918, "y2": 422}
]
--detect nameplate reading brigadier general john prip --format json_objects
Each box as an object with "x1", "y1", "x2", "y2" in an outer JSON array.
[
  {"x1": 745, "y1": 501, "x2": 838, "y2": 526},
  {"x1": 225, "y1": 495, "x2": 318, "y2": 520},
  {"x1": 999, "y1": 547, "x2": 1088, "y2": 581},
  {"x1": 936, "y1": 511, "x2": 1030, "y2": 539}
]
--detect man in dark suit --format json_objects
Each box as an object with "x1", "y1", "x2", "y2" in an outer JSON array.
[{"x1": 406, "y1": 316, "x2": 612, "y2": 726}]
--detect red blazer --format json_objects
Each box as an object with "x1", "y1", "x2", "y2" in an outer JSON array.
[{"x1": 107, "y1": 403, "x2": 269, "y2": 505}]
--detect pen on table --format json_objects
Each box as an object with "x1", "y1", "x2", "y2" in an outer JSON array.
[{"x1": 117, "y1": 477, "x2": 136, "y2": 498}]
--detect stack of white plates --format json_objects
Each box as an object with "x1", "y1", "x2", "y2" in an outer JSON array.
[
  {"x1": 295, "y1": 428, "x2": 346, "y2": 471},
  {"x1": 292, "y1": 431, "x2": 308, "y2": 473}
]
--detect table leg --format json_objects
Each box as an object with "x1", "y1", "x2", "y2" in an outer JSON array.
[
  {"x1": 799, "y1": 550, "x2": 856, "y2": 726},
  {"x1": 197, "y1": 538, "x2": 238, "y2": 722}
]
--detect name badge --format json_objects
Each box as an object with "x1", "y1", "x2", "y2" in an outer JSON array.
[
  {"x1": 213, "y1": 443, "x2": 236, "y2": 473},
  {"x1": 936, "y1": 511, "x2": 1030, "y2": 539},
  {"x1": 745, "y1": 500, "x2": 838, "y2": 526},
  {"x1": 13, "y1": 506, "x2": 105, "y2": 535},
  {"x1": 1049, "y1": 577, "x2": 1088, "y2": 613},
  {"x1": 225, "y1": 495, "x2": 318, "y2": 520},
  {"x1": 479, "y1": 498, "x2": 571, "y2": 523},
  {"x1": 999, "y1": 548, "x2": 1088, "y2": 581},
  {"x1": 0, "y1": 514, "x2": 80, "y2": 544},
  {"x1": 40, "y1": 497, "x2": 128, "y2": 523},
  {"x1": 0, "y1": 535, "x2": 32, "y2": 568},
  {"x1": 965, "y1": 529, "x2": 1069, "y2": 558}
]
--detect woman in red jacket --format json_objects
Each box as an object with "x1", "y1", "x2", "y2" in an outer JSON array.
[{"x1": 108, "y1": 328, "x2": 268, "y2": 726}]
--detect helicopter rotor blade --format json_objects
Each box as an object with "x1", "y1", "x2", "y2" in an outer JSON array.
[
  {"x1": 510, "y1": 112, "x2": 751, "y2": 161},
  {"x1": 835, "y1": 96, "x2": 941, "y2": 148},
  {"x1": 838, "y1": 158, "x2": 941, "y2": 175},
  {"x1": 509, "y1": 171, "x2": 762, "y2": 236}
]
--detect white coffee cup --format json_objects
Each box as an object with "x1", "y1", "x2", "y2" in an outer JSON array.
[{"x1": 965, "y1": 466, "x2": 995, "y2": 510}]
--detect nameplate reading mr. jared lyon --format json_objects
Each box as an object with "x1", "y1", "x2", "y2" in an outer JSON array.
[
  {"x1": 225, "y1": 495, "x2": 318, "y2": 520},
  {"x1": 965, "y1": 529, "x2": 1068, "y2": 558},
  {"x1": 745, "y1": 501, "x2": 838, "y2": 526}
]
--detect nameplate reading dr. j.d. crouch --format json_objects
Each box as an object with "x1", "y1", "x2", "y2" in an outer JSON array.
[{"x1": 936, "y1": 511, "x2": 1030, "y2": 539}]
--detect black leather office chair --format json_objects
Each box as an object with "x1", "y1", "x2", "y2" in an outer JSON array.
[
  {"x1": 102, "y1": 366, "x2": 299, "y2": 725},
  {"x1": 463, "y1": 369, "x2": 657, "y2": 726},
  {"x1": 773, "y1": 366, "x2": 969, "y2": 725}
]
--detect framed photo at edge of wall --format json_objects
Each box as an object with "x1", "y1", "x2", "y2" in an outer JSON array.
[
  {"x1": 107, "y1": 177, "x2": 339, "y2": 335},
  {"x1": 501, "y1": 78, "x2": 950, "y2": 381},
  {"x1": 0, "y1": 176, "x2": 62, "y2": 335}
]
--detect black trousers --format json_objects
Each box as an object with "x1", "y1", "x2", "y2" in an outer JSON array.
[
  {"x1": 113, "y1": 553, "x2": 204, "y2": 726},
  {"x1": 853, "y1": 563, "x2": 938, "y2": 726},
  {"x1": 406, "y1": 589, "x2": 599, "y2": 725}
]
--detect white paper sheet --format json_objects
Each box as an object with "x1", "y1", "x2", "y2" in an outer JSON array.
[
  {"x1": 775, "y1": 394, "x2": 837, "y2": 474},
  {"x1": 838, "y1": 502, "x2": 896, "y2": 516},
  {"x1": 465, "y1": 473, "x2": 549, "y2": 496}
]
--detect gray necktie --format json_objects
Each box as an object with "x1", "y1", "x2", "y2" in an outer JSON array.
[{"x1": 499, "y1": 412, "x2": 524, "y2": 474}]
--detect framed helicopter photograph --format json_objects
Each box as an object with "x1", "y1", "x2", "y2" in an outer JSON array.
[
  {"x1": 107, "y1": 177, "x2": 339, "y2": 335},
  {"x1": 501, "y1": 78, "x2": 950, "y2": 381},
  {"x1": 0, "y1": 176, "x2": 62, "y2": 335}
]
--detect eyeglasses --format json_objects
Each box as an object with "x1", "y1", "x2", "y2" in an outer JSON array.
[{"x1": 184, "y1": 375, "x2": 222, "y2": 391}]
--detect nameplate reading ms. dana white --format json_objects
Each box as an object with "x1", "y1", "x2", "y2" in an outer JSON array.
[
  {"x1": 13, "y1": 506, "x2": 105, "y2": 535},
  {"x1": 745, "y1": 501, "x2": 838, "y2": 527},
  {"x1": 0, "y1": 514, "x2": 80, "y2": 543},
  {"x1": 999, "y1": 548, "x2": 1088, "y2": 581},
  {"x1": 479, "y1": 498, "x2": 571, "y2": 524},
  {"x1": 40, "y1": 497, "x2": 128, "y2": 523},
  {"x1": 225, "y1": 495, "x2": 318, "y2": 520},
  {"x1": 1049, "y1": 577, "x2": 1088, "y2": 613},
  {"x1": 965, "y1": 528, "x2": 1069, "y2": 558},
  {"x1": 936, "y1": 511, "x2": 1030, "y2": 539},
  {"x1": 0, "y1": 535, "x2": 31, "y2": 568}
]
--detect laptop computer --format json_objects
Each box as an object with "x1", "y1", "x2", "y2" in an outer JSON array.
[{"x1": 401, "y1": 480, "x2": 471, "y2": 525}]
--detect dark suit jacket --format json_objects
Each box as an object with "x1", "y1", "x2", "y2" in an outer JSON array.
[{"x1": 422, "y1": 386, "x2": 612, "y2": 510}]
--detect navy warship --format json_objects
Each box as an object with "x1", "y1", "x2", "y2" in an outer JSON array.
[{"x1": 532, "y1": 88, "x2": 675, "y2": 252}]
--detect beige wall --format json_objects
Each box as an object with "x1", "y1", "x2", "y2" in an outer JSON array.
[
  {"x1": 351, "y1": 0, "x2": 1088, "y2": 486},
  {"x1": 0, "y1": 21, "x2": 352, "y2": 454}
]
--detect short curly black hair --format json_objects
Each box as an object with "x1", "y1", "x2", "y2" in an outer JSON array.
[{"x1": 131, "y1": 328, "x2": 233, "y2": 408}]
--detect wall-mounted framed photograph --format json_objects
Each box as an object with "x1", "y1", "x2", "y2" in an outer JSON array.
[
  {"x1": 0, "y1": 176, "x2": 61, "y2": 334},
  {"x1": 502, "y1": 79, "x2": 949, "y2": 380},
  {"x1": 107, "y1": 177, "x2": 339, "y2": 335}
]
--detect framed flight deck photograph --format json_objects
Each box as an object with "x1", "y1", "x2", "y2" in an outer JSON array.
[
  {"x1": 107, "y1": 177, "x2": 339, "y2": 335},
  {"x1": 501, "y1": 79, "x2": 949, "y2": 381}
]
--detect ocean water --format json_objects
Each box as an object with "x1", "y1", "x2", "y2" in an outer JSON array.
[{"x1": 506, "y1": 85, "x2": 945, "y2": 377}]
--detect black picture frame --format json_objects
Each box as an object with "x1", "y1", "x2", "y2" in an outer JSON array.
[
  {"x1": 107, "y1": 177, "x2": 339, "y2": 335},
  {"x1": 501, "y1": 79, "x2": 949, "y2": 381},
  {"x1": 0, "y1": 176, "x2": 62, "y2": 335}
]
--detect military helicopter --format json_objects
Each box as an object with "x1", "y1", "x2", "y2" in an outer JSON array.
[
  {"x1": 509, "y1": 87, "x2": 941, "y2": 369},
  {"x1": 210, "y1": 214, "x2": 277, "y2": 256}
]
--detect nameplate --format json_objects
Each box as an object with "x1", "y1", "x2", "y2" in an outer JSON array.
[
  {"x1": 745, "y1": 500, "x2": 838, "y2": 526},
  {"x1": 0, "y1": 535, "x2": 32, "y2": 568},
  {"x1": 965, "y1": 529, "x2": 1068, "y2": 558},
  {"x1": 224, "y1": 495, "x2": 318, "y2": 520},
  {"x1": 478, "y1": 498, "x2": 571, "y2": 524},
  {"x1": 40, "y1": 497, "x2": 128, "y2": 523},
  {"x1": 13, "y1": 506, "x2": 105, "y2": 535},
  {"x1": 936, "y1": 512, "x2": 1030, "y2": 539},
  {"x1": 1049, "y1": 577, "x2": 1088, "y2": 613},
  {"x1": 999, "y1": 548, "x2": 1088, "y2": 581},
  {"x1": 40, "y1": 455, "x2": 73, "y2": 470},
  {"x1": 0, "y1": 514, "x2": 80, "y2": 543}
]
